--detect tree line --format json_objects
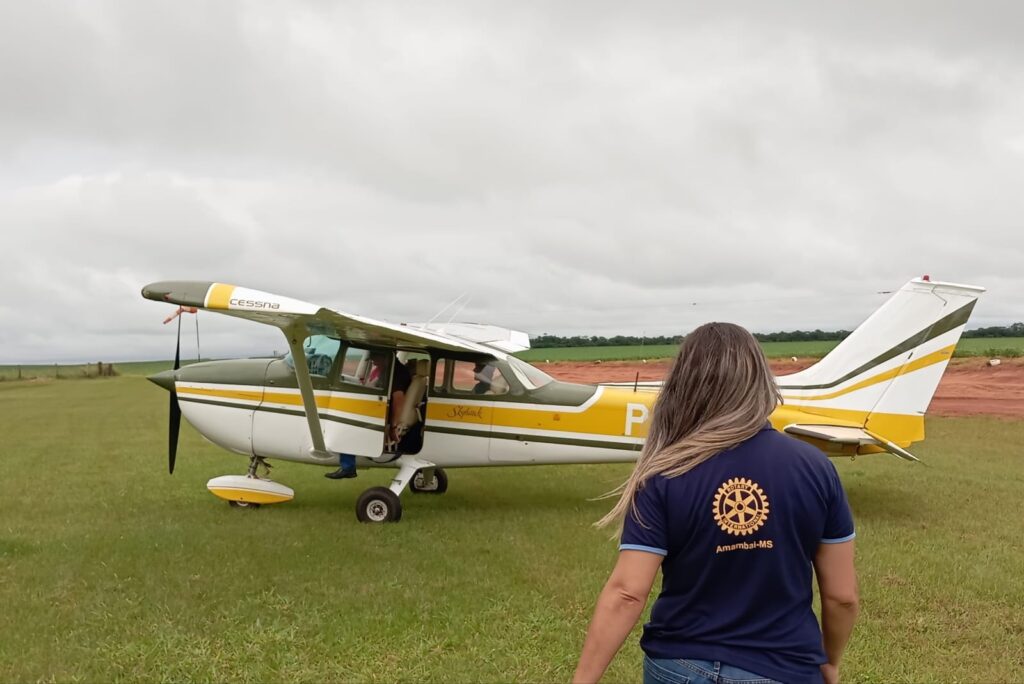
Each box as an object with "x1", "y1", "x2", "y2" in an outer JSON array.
[{"x1": 531, "y1": 323, "x2": 1024, "y2": 348}]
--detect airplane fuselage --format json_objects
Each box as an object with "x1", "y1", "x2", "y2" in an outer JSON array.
[{"x1": 161, "y1": 355, "x2": 872, "y2": 471}]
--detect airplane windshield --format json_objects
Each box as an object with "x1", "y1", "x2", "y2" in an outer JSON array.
[
  {"x1": 284, "y1": 335, "x2": 342, "y2": 376},
  {"x1": 507, "y1": 356, "x2": 554, "y2": 390}
]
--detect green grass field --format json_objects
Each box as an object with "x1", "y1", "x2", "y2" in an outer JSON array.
[
  {"x1": 1, "y1": 336, "x2": 1021, "y2": 380},
  {"x1": 2, "y1": 377, "x2": 1023, "y2": 682},
  {"x1": 515, "y1": 337, "x2": 1024, "y2": 362}
]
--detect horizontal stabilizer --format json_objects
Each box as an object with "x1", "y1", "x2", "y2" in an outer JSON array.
[{"x1": 784, "y1": 424, "x2": 920, "y2": 462}]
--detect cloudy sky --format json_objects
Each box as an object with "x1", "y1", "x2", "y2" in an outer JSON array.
[{"x1": 1, "y1": 1, "x2": 1021, "y2": 363}]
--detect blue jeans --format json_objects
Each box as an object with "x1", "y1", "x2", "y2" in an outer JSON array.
[
  {"x1": 643, "y1": 657, "x2": 780, "y2": 684},
  {"x1": 339, "y1": 453, "x2": 356, "y2": 470}
]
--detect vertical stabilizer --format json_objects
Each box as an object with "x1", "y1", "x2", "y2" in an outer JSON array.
[{"x1": 777, "y1": 278, "x2": 984, "y2": 445}]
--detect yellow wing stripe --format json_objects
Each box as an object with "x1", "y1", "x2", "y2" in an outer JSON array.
[
  {"x1": 780, "y1": 345, "x2": 955, "y2": 402},
  {"x1": 205, "y1": 283, "x2": 235, "y2": 310}
]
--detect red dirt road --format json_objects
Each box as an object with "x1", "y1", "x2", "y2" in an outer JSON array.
[{"x1": 539, "y1": 358, "x2": 1024, "y2": 419}]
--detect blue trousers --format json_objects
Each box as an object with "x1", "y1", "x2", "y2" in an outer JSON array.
[
  {"x1": 643, "y1": 657, "x2": 780, "y2": 684},
  {"x1": 339, "y1": 453, "x2": 356, "y2": 470}
]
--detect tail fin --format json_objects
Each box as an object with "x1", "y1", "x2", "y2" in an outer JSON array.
[{"x1": 778, "y1": 278, "x2": 985, "y2": 447}]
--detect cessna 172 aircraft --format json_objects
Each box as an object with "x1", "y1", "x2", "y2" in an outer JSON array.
[{"x1": 143, "y1": 277, "x2": 983, "y2": 523}]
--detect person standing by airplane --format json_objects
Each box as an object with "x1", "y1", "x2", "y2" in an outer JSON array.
[
  {"x1": 573, "y1": 323, "x2": 859, "y2": 684},
  {"x1": 326, "y1": 351, "x2": 413, "y2": 479}
]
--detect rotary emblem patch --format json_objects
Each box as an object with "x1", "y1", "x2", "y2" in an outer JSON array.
[{"x1": 713, "y1": 477, "x2": 770, "y2": 536}]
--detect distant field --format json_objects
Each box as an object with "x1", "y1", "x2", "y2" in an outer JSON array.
[
  {"x1": 516, "y1": 337, "x2": 1024, "y2": 362},
  {"x1": 0, "y1": 376, "x2": 1022, "y2": 682},
  {"x1": 2, "y1": 337, "x2": 1022, "y2": 378},
  {"x1": 0, "y1": 359, "x2": 202, "y2": 381}
]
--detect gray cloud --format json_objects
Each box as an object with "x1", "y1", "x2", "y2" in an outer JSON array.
[{"x1": 0, "y1": 1, "x2": 1021, "y2": 363}]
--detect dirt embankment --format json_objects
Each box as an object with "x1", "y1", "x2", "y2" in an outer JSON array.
[{"x1": 539, "y1": 358, "x2": 1024, "y2": 419}]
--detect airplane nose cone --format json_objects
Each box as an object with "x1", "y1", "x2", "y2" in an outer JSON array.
[{"x1": 148, "y1": 369, "x2": 177, "y2": 392}]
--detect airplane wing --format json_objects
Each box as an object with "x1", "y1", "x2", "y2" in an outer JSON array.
[
  {"x1": 142, "y1": 280, "x2": 526, "y2": 464},
  {"x1": 141, "y1": 281, "x2": 517, "y2": 357},
  {"x1": 783, "y1": 424, "x2": 920, "y2": 462}
]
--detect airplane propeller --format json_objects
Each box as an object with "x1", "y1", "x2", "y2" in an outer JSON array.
[
  {"x1": 159, "y1": 304, "x2": 196, "y2": 475},
  {"x1": 168, "y1": 312, "x2": 182, "y2": 474}
]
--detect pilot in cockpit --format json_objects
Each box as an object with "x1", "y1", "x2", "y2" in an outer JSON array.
[{"x1": 472, "y1": 362, "x2": 496, "y2": 394}]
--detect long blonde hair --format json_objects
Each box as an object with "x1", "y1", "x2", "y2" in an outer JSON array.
[{"x1": 597, "y1": 322, "x2": 782, "y2": 529}]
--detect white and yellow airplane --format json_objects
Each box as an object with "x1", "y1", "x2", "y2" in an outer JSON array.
[{"x1": 142, "y1": 277, "x2": 983, "y2": 523}]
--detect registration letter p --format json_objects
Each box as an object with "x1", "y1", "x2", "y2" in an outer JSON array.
[{"x1": 624, "y1": 403, "x2": 650, "y2": 437}]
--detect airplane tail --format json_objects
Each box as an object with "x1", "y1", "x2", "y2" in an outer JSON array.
[{"x1": 778, "y1": 277, "x2": 985, "y2": 455}]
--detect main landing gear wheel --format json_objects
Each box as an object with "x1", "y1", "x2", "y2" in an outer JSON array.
[
  {"x1": 410, "y1": 468, "x2": 448, "y2": 495},
  {"x1": 228, "y1": 500, "x2": 261, "y2": 509},
  {"x1": 356, "y1": 487, "x2": 403, "y2": 523}
]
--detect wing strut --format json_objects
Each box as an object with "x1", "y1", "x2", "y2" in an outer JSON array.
[{"x1": 284, "y1": 324, "x2": 336, "y2": 464}]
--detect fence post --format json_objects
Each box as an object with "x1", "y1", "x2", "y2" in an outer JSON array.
[
  {"x1": 55, "y1": 363, "x2": 59, "y2": 379},
  {"x1": 18, "y1": 365, "x2": 22, "y2": 380}
]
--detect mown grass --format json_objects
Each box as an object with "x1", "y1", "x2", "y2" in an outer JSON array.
[
  {"x1": 516, "y1": 337, "x2": 1024, "y2": 362},
  {"x1": 1, "y1": 378, "x2": 1022, "y2": 682}
]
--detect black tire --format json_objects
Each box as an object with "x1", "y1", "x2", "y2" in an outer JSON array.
[
  {"x1": 410, "y1": 468, "x2": 448, "y2": 495},
  {"x1": 355, "y1": 487, "x2": 403, "y2": 523},
  {"x1": 228, "y1": 500, "x2": 261, "y2": 509}
]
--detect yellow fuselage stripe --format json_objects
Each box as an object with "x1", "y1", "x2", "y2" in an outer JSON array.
[
  {"x1": 180, "y1": 382, "x2": 924, "y2": 447},
  {"x1": 177, "y1": 386, "x2": 387, "y2": 419}
]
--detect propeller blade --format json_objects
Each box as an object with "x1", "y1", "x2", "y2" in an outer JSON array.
[
  {"x1": 169, "y1": 389, "x2": 180, "y2": 474},
  {"x1": 169, "y1": 314, "x2": 182, "y2": 474}
]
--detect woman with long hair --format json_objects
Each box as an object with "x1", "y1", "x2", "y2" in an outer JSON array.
[{"x1": 573, "y1": 323, "x2": 858, "y2": 684}]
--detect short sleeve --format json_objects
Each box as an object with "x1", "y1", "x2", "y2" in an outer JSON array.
[
  {"x1": 619, "y1": 478, "x2": 669, "y2": 556},
  {"x1": 821, "y1": 463, "x2": 856, "y2": 544}
]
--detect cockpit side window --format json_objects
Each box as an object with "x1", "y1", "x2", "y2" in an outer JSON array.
[
  {"x1": 337, "y1": 346, "x2": 390, "y2": 394},
  {"x1": 450, "y1": 359, "x2": 509, "y2": 396}
]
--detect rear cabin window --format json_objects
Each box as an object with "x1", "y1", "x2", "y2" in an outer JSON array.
[{"x1": 433, "y1": 358, "x2": 447, "y2": 392}]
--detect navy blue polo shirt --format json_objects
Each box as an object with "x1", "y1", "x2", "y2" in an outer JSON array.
[{"x1": 621, "y1": 424, "x2": 855, "y2": 684}]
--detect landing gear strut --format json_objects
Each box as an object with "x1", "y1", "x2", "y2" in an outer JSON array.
[{"x1": 247, "y1": 455, "x2": 272, "y2": 478}]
